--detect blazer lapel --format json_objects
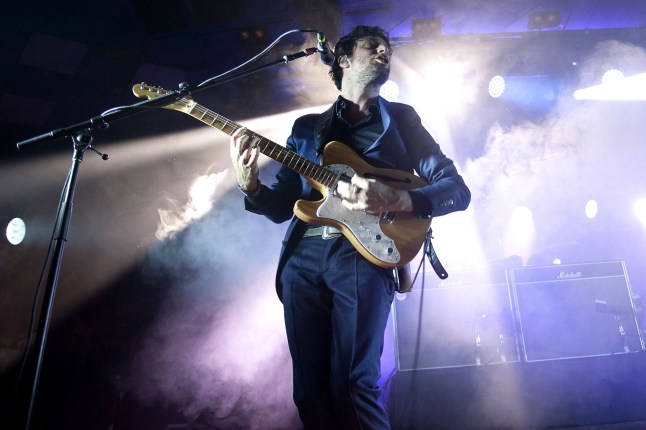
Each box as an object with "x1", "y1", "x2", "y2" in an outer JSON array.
[{"x1": 314, "y1": 103, "x2": 337, "y2": 156}]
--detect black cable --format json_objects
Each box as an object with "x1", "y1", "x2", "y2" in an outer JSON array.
[
  {"x1": 197, "y1": 28, "x2": 318, "y2": 88},
  {"x1": 393, "y1": 231, "x2": 432, "y2": 429}
]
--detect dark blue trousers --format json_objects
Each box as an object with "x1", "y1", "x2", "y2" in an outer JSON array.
[{"x1": 281, "y1": 235, "x2": 395, "y2": 429}]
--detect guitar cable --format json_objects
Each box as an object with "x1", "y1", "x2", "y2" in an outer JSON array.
[{"x1": 389, "y1": 229, "x2": 443, "y2": 428}]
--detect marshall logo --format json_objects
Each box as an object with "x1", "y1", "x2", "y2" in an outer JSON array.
[{"x1": 557, "y1": 271, "x2": 582, "y2": 279}]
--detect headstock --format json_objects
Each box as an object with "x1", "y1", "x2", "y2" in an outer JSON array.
[{"x1": 131, "y1": 83, "x2": 195, "y2": 113}]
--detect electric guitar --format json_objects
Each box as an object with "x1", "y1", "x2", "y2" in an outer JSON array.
[{"x1": 132, "y1": 83, "x2": 431, "y2": 268}]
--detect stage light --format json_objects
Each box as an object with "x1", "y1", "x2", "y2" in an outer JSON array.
[
  {"x1": 238, "y1": 25, "x2": 267, "y2": 46},
  {"x1": 528, "y1": 10, "x2": 561, "y2": 30},
  {"x1": 3, "y1": 217, "x2": 26, "y2": 245},
  {"x1": 488, "y1": 75, "x2": 506, "y2": 98},
  {"x1": 380, "y1": 79, "x2": 400, "y2": 101},
  {"x1": 585, "y1": 199, "x2": 598, "y2": 219},
  {"x1": 488, "y1": 74, "x2": 557, "y2": 111},
  {"x1": 412, "y1": 18, "x2": 442, "y2": 40}
]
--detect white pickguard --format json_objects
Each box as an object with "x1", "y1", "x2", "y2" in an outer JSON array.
[{"x1": 316, "y1": 164, "x2": 401, "y2": 265}]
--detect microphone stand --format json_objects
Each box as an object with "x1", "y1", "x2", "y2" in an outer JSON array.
[{"x1": 14, "y1": 45, "x2": 318, "y2": 430}]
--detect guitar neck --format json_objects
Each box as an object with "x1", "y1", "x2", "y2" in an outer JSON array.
[{"x1": 187, "y1": 103, "x2": 338, "y2": 189}]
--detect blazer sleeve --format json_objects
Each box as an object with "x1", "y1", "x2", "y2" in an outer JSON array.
[
  {"x1": 397, "y1": 104, "x2": 471, "y2": 218},
  {"x1": 241, "y1": 116, "x2": 315, "y2": 224}
]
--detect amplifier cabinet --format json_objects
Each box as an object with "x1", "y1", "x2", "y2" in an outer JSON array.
[
  {"x1": 511, "y1": 260, "x2": 645, "y2": 362},
  {"x1": 393, "y1": 269, "x2": 520, "y2": 371}
]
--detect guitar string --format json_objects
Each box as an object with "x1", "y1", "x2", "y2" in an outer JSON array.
[
  {"x1": 141, "y1": 86, "x2": 390, "y2": 222},
  {"x1": 186, "y1": 100, "x2": 343, "y2": 190}
]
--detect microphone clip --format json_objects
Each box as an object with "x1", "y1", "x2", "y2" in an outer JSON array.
[{"x1": 316, "y1": 32, "x2": 335, "y2": 66}]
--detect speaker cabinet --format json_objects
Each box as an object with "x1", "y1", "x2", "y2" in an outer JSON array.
[
  {"x1": 511, "y1": 260, "x2": 645, "y2": 362},
  {"x1": 393, "y1": 269, "x2": 520, "y2": 371}
]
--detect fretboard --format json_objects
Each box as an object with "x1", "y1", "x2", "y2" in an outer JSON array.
[{"x1": 187, "y1": 103, "x2": 339, "y2": 189}]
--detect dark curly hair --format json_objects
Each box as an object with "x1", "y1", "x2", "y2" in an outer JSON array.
[{"x1": 328, "y1": 25, "x2": 391, "y2": 90}]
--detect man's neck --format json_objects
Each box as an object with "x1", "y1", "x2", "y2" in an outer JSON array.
[{"x1": 339, "y1": 86, "x2": 380, "y2": 124}]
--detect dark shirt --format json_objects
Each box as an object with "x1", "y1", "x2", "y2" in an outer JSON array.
[{"x1": 334, "y1": 97, "x2": 384, "y2": 154}]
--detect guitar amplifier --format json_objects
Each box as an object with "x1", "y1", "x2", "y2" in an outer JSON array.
[
  {"x1": 511, "y1": 260, "x2": 645, "y2": 362},
  {"x1": 393, "y1": 268, "x2": 520, "y2": 371}
]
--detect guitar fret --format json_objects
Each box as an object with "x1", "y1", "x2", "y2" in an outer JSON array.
[
  {"x1": 218, "y1": 116, "x2": 226, "y2": 131},
  {"x1": 293, "y1": 156, "x2": 306, "y2": 173},
  {"x1": 296, "y1": 158, "x2": 307, "y2": 174},
  {"x1": 305, "y1": 162, "x2": 316, "y2": 177},
  {"x1": 262, "y1": 140, "x2": 273, "y2": 153},
  {"x1": 285, "y1": 153, "x2": 297, "y2": 169},
  {"x1": 305, "y1": 161, "x2": 316, "y2": 176},
  {"x1": 302, "y1": 162, "x2": 314, "y2": 178}
]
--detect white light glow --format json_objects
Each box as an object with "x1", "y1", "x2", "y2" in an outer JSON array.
[
  {"x1": 380, "y1": 79, "x2": 400, "y2": 101},
  {"x1": 505, "y1": 206, "x2": 535, "y2": 263},
  {"x1": 574, "y1": 72, "x2": 646, "y2": 100},
  {"x1": 423, "y1": 63, "x2": 469, "y2": 110},
  {"x1": 5, "y1": 217, "x2": 26, "y2": 245},
  {"x1": 634, "y1": 198, "x2": 646, "y2": 227},
  {"x1": 585, "y1": 199, "x2": 598, "y2": 219},
  {"x1": 602, "y1": 68, "x2": 624, "y2": 86},
  {"x1": 488, "y1": 75, "x2": 506, "y2": 98}
]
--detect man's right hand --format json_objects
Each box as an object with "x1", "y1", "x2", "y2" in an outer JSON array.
[{"x1": 229, "y1": 127, "x2": 260, "y2": 194}]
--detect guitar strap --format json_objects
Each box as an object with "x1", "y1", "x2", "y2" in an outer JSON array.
[{"x1": 425, "y1": 230, "x2": 448, "y2": 279}]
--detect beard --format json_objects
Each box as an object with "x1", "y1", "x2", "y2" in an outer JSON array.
[{"x1": 361, "y1": 61, "x2": 390, "y2": 87}]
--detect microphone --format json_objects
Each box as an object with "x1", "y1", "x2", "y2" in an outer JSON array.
[{"x1": 317, "y1": 32, "x2": 335, "y2": 66}]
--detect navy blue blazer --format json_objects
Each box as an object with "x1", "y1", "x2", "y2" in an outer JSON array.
[{"x1": 243, "y1": 97, "x2": 471, "y2": 297}]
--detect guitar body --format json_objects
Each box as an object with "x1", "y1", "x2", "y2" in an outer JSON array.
[{"x1": 294, "y1": 141, "x2": 431, "y2": 268}]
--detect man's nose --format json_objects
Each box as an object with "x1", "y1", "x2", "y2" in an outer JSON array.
[{"x1": 377, "y1": 45, "x2": 391, "y2": 57}]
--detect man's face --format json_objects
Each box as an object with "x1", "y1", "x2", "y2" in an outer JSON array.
[{"x1": 346, "y1": 36, "x2": 392, "y2": 86}]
